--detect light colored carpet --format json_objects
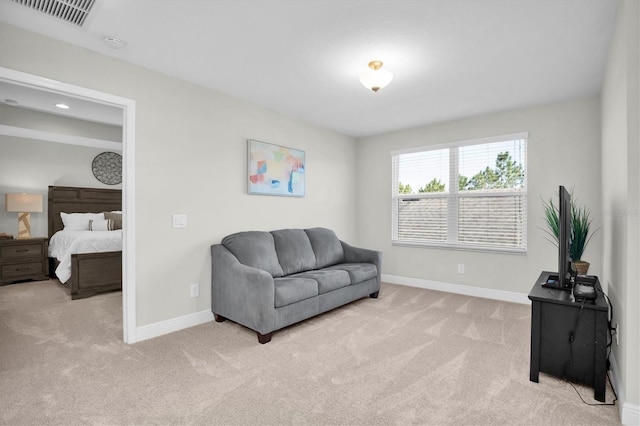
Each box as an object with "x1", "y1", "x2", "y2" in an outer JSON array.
[{"x1": 0, "y1": 280, "x2": 619, "y2": 425}]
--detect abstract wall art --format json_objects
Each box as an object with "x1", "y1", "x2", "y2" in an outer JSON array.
[{"x1": 247, "y1": 139, "x2": 305, "y2": 197}]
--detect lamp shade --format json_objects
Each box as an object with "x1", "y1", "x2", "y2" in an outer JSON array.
[{"x1": 5, "y1": 193, "x2": 43, "y2": 213}]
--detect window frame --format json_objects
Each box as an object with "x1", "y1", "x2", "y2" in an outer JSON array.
[{"x1": 391, "y1": 132, "x2": 528, "y2": 254}]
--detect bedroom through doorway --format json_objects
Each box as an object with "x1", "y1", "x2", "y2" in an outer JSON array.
[{"x1": 0, "y1": 67, "x2": 137, "y2": 343}]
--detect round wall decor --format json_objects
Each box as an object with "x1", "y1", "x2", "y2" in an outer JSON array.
[{"x1": 92, "y1": 152, "x2": 122, "y2": 185}]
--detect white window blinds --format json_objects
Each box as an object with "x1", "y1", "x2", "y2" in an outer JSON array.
[{"x1": 391, "y1": 133, "x2": 527, "y2": 253}]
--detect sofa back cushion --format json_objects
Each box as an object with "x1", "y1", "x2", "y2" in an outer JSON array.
[
  {"x1": 305, "y1": 227, "x2": 344, "y2": 268},
  {"x1": 271, "y1": 229, "x2": 317, "y2": 276},
  {"x1": 222, "y1": 231, "x2": 284, "y2": 277}
]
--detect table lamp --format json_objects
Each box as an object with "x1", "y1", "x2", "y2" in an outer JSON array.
[{"x1": 5, "y1": 193, "x2": 43, "y2": 239}]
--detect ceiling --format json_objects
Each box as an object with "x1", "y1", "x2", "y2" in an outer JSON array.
[
  {"x1": 0, "y1": 80, "x2": 123, "y2": 126},
  {"x1": 0, "y1": 0, "x2": 618, "y2": 138}
]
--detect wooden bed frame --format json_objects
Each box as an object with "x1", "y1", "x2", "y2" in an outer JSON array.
[{"x1": 48, "y1": 185, "x2": 122, "y2": 300}]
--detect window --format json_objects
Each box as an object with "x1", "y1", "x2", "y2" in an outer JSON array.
[{"x1": 391, "y1": 133, "x2": 527, "y2": 253}]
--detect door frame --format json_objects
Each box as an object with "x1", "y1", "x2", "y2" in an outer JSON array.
[{"x1": 0, "y1": 67, "x2": 137, "y2": 343}]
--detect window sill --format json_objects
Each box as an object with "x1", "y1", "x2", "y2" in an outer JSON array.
[{"x1": 391, "y1": 240, "x2": 527, "y2": 255}]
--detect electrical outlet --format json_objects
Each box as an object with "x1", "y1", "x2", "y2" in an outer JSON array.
[
  {"x1": 458, "y1": 264, "x2": 465, "y2": 274},
  {"x1": 190, "y1": 283, "x2": 199, "y2": 298}
]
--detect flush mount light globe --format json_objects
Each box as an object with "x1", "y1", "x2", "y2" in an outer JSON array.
[{"x1": 359, "y1": 60, "x2": 393, "y2": 92}]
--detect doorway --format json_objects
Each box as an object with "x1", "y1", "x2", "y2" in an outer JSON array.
[{"x1": 0, "y1": 67, "x2": 137, "y2": 343}]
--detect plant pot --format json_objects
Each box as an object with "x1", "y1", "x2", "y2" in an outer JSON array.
[{"x1": 573, "y1": 260, "x2": 590, "y2": 275}]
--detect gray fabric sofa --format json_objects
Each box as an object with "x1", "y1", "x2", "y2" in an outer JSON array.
[{"x1": 210, "y1": 227, "x2": 382, "y2": 343}]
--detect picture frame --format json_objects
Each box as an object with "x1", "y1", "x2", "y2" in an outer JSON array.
[{"x1": 247, "y1": 139, "x2": 305, "y2": 197}]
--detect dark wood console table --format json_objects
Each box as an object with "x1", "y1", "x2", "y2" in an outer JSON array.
[{"x1": 529, "y1": 271, "x2": 609, "y2": 402}]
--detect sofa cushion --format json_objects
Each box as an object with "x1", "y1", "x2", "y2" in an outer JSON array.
[
  {"x1": 305, "y1": 227, "x2": 344, "y2": 268},
  {"x1": 272, "y1": 229, "x2": 317, "y2": 276},
  {"x1": 292, "y1": 269, "x2": 351, "y2": 294},
  {"x1": 325, "y1": 263, "x2": 378, "y2": 284},
  {"x1": 222, "y1": 231, "x2": 284, "y2": 277},
  {"x1": 273, "y1": 277, "x2": 318, "y2": 308}
]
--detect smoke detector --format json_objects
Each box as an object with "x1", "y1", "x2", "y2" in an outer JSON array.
[
  {"x1": 10, "y1": 0, "x2": 97, "y2": 27},
  {"x1": 103, "y1": 36, "x2": 126, "y2": 49}
]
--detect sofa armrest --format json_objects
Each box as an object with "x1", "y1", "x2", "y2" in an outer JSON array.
[
  {"x1": 340, "y1": 241, "x2": 383, "y2": 285},
  {"x1": 211, "y1": 244, "x2": 276, "y2": 335}
]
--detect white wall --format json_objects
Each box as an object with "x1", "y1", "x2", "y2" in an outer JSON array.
[
  {"x1": 355, "y1": 96, "x2": 602, "y2": 296},
  {"x1": 0, "y1": 22, "x2": 357, "y2": 326},
  {"x1": 0, "y1": 135, "x2": 121, "y2": 237},
  {"x1": 601, "y1": 0, "x2": 640, "y2": 422}
]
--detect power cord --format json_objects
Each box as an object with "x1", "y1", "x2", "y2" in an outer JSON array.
[
  {"x1": 564, "y1": 301, "x2": 585, "y2": 375},
  {"x1": 564, "y1": 371, "x2": 618, "y2": 406},
  {"x1": 601, "y1": 290, "x2": 615, "y2": 370},
  {"x1": 563, "y1": 287, "x2": 618, "y2": 407}
]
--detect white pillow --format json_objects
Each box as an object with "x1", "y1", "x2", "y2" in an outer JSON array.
[
  {"x1": 61, "y1": 212, "x2": 105, "y2": 231},
  {"x1": 89, "y1": 218, "x2": 114, "y2": 231}
]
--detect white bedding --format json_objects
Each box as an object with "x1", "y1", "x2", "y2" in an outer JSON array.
[{"x1": 48, "y1": 230, "x2": 123, "y2": 283}]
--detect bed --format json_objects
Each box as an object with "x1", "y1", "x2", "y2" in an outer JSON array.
[{"x1": 48, "y1": 185, "x2": 122, "y2": 300}]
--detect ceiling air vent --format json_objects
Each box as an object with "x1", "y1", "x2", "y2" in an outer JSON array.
[{"x1": 10, "y1": 0, "x2": 96, "y2": 27}]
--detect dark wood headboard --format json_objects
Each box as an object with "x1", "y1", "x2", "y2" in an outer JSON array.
[{"x1": 48, "y1": 186, "x2": 122, "y2": 238}]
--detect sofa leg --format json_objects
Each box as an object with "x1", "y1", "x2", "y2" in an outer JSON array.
[
  {"x1": 214, "y1": 313, "x2": 227, "y2": 322},
  {"x1": 369, "y1": 291, "x2": 379, "y2": 299},
  {"x1": 257, "y1": 332, "x2": 273, "y2": 344}
]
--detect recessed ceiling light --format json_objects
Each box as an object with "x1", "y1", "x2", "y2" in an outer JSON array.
[{"x1": 55, "y1": 103, "x2": 70, "y2": 109}]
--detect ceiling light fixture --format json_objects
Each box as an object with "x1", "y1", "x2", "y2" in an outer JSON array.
[
  {"x1": 55, "y1": 103, "x2": 70, "y2": 109},
  {"x1": 359, "y1": 61, "x2": 393, "y2": 93}
]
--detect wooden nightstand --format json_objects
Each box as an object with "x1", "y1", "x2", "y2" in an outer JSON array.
[{"x1": 0, "y1": 237, "x2": 49, "y2": 285}]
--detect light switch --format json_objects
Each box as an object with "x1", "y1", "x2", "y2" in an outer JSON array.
[{"x1": 172, "y1": 214, "x2": 187, "y2": 228}]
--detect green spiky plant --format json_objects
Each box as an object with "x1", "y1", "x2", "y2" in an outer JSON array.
[{"x1": 542, "y1": 190, "x2": 598, "y2": 262}]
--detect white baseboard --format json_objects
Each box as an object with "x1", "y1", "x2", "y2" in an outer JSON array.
[
  {"x1": 132, "y1": 276, "x2": 528, "y2": 343},
  {"x1": 610, "y1": 352, "x2": 640, "y2": 425},
  {"x1": 135, "y1": 310, "x2": 213, "y2": 343},
  {"x1": 382, "y1": 273, "x2": 530, "y2": 305},
  {"x1": 622, "y1": 404, "x2": 640, "y2": 426}
]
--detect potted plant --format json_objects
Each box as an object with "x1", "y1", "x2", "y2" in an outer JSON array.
[{"x1": 542, "y1": 189, "x2": 598, "y2": 275}]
